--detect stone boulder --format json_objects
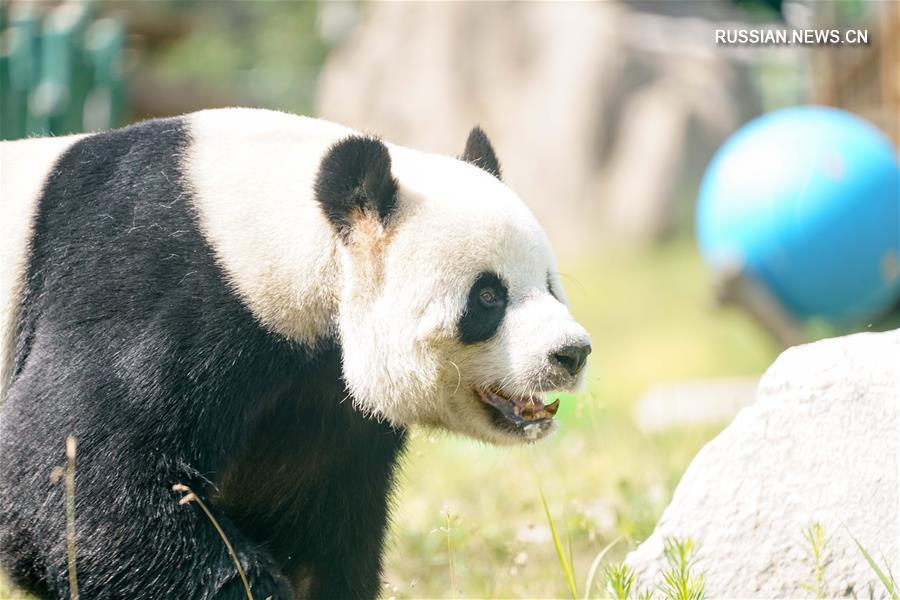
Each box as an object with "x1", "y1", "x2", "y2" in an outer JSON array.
[{"x1": 626, "y1": 330, "x2": 899, "y2": 598}]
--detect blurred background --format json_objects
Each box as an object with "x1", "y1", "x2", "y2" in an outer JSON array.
[{"x1": 1, "y1": 1, "x2": 897, "y2": 598}]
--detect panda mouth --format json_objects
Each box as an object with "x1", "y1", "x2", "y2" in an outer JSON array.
[{"x1": 474, "y1": 387, "x2": 560, "y2": 428}]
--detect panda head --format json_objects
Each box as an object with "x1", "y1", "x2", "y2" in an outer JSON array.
[{"x1": 315, "y1": 127, "x2": 591, "y2": 444}]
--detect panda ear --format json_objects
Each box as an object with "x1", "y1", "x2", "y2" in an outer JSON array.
[
  {"x1": 315, "y1": 135, "x2": 399, "y2": 241},
  {"x1": 460, "y1": 126, "x2": 502, "y2": 180}
]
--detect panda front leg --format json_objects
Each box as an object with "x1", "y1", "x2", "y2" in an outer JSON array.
[
  {"x1": 305, "y1": 514, "x2": 388, "y2": 600},
  {"x1": 70, "y1": 474, "x2": 294, "y2": 600},
  {"x1": 302, "y1": 492, "x2": 393, "y2": 600},
  {"x1": 280, "y1": 435, "x2": 404, "y2": 600},
  {"x1": 0, "y1": 404, "x2": 293, "y2": 599},
  {"x1": 169, "y1": 482, "x2": 296, "y2": 600},
  {"x1": 63, "y1": 466, "x2": 295, "y2": 600}
]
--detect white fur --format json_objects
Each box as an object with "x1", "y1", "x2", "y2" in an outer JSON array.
[
  {"x1": 186, "y1": 108, "x2": 589, "y2": 444},
  {"x1": 0, "y1": 134, "x2": 86, "y2": 399},
  {"x1": 186, "y1": 109, "x2": 348, "y2": 346}
]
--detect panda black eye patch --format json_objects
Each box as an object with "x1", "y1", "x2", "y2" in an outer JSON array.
[{"x1": 458, "y1": 272, "x2": 508, "y2": 344}]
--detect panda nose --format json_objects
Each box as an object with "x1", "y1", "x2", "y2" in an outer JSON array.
[{"x1": 550, "y1": 343, "x2": 591, "y2": 376}]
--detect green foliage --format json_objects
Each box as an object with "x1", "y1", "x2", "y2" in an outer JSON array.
[
  {"x1": 658, "y1": 537, "x2": 705, "y2": 600},
  {"x1": 604, "y1": 562, "x2": 636, "y2": 600},
  {"x1": 844, "y1": 525, "x2": 898, "y2": 600},
  {"x1": 145, "y1": 1, "x2": 331, "y2": 114},
  {"x1": 600, "y1": 538, "x2": 705, "y2": 600},
  {"x1": 584, "y1": 536, "x2": 623, "y2": 599},
  {"x1": 539, "y1": 486, "x2": 578, "y2": 599},
  {"x1": 801, "y1": 522, "x2": 831, "y2": 599}
]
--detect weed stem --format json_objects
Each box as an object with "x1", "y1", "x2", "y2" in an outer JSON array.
[
  {"x1": 172, "y1": 483, "x2": 253, "y2": 600},
  {"x1": 65, "y1": 436, "x2": 79, "y2": 600}
]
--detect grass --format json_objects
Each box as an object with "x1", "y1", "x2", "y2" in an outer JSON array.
[
  {"x1": 539, "y1": 485, "x2": 578, "y2": 599},
  {"x1": 584, "y1": 536, "x2": 623, "y2": 598},
  {"x1": 657, "y1": 538, "x2": 705, "y2": 600},
  {"x1": 802, "y1": 522, "x2": 831, "y2": 599},
  {"x1": 432, "y1": 504, "x2": 458, "y2": 597},
  {"x1": 592, "y1": 524, "x2": 899, "y2": 600},
  {"x1": 844, "y1": 525, "x2": 899, "y2": 600},
  {"x1": 604, "y1": 562, "x2": 636, "y2": 599},
  {"x1": 600, "y1": 537, "x2": 704, "y2": 600}
]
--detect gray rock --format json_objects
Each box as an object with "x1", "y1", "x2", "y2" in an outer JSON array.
[{"x1": 626, "y1": 330, "x2": 900, "y2": 598}]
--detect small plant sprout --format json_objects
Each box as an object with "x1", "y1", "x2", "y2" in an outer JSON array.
[
  {"x1": 430, "y1": 503, "x2": 459, "y2": 596},
  {"x1": 658, "y1": 537, "x2": 705, "y2": 600},
  {"x1": 604, "y1": 562, "x2": 636, "y2": 599},
  {"x1": 802, "y1": 522, "x2": 832, "y2": 600},
  {"x1": 439, "y1": 503, "x2": 458, "y2": 597},
  {"x1": 172, "y1": 483, "x2": 253, "y2": 600}
]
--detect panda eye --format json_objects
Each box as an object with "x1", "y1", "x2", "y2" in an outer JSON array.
[
  {"x1": 478, "y1": 287, "x2": 502, "y2": 308},
  {"x1": 458, "y1": 272, "x2": 508, "y2": 344}
]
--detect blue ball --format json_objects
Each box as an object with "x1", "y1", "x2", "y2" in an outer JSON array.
[{"x1": 696, "y1": 106, "x2": 900, "y2": 323}]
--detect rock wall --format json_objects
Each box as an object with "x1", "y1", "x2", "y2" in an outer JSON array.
[{"x1": 626, "y1": 330, "x2": 900, "y2": 598}]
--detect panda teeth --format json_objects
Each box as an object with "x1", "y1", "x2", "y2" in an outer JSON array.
[
  {"x1": 544, "y1": 398, "x2": 561, "y2": 416},
  {"x1": 482, "y1": 387, "x2": 559, "y2": 421}
]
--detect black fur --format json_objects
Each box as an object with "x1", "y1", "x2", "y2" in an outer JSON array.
[
  {"x1": 0, "y1": 118, "x2": 405, "y2": 599},
  {"x1": 460, "y1": 127, "x2": 502, "y2": 180},
  {"x1": 314, "y1": 135, "x2": 399, "y2": 240},
  {"x1": 458, "y1": 272, "x2": 508, "y2": 344}
]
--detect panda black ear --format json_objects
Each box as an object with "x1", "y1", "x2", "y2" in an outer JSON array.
[
  {"x1": 460, "y1": 126, "x2": 502, "y2": 180},
  {"x1": 315, "y1": 135, "x2": 399, "y2": 240}
]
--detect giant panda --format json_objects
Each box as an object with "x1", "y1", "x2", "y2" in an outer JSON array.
[{"x1": 0, "y1": 108, "x2": 591, "y2": 599}]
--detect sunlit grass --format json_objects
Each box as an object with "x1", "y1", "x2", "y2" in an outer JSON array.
[
  {"x1": 538, "y1": 485, "x2": 578, "y2": 599},
  {"x1": 658, "y1": 537, "x2": 705, "y2": 600},
  {"x1": 584, "y1": 536, "x2": 623, "y2": 599},
  {"x1": 802, "y1": 522, "x2": 832, "y2": 600},
  {"x1": 844, "y1": 525, "x2": 899, "y2": 600},
  {"x1": 604, "y1": 561, "x2": 637, "y2": 600},
  {"x1": 601, "y1": 537, "x2": 705, "y2": 600}
]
